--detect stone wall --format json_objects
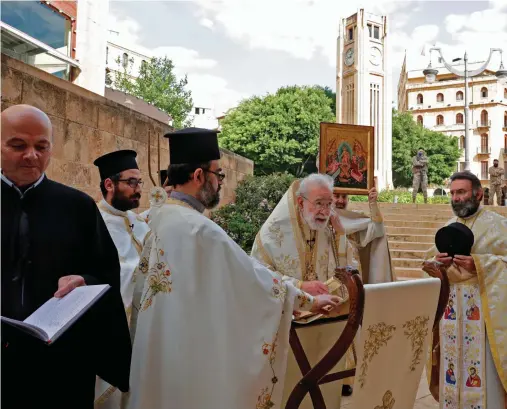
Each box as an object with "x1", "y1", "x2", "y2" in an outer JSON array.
[{"x1": 1, "y1": 54, "x2": 254, "y2": 212}]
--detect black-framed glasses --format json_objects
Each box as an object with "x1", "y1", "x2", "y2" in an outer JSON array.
[
  {"x1": 204, "y1": 170, "x2": 226, "y2": 182},
  {"x1": 118, "y1": 178, "x2": 144, "y2": 188}
]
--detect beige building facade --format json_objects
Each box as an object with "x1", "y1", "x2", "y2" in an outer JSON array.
[
  {"x1": 336, "y1": 9, "x2": 393, "y2": 190},
  {"x1": 398, "y1": 58, "x2": 507, "y2": 187}
]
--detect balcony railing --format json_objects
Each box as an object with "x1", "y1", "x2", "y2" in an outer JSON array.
[
  {"x1": 476, "y1": 120, "x2": 491, "y2": 128},
  {"x1": 476, "y1": 146, "x2": 491, "y2": 155}
]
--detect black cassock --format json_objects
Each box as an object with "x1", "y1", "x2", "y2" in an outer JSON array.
[{"x1": 1, "y1": 176, "x2": 131, "y2": 409}]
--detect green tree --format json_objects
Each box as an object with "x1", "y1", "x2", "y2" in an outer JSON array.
[
  {"x1": 211, "y1": 173, "x2": 296, "y2": 252},
  {"x1": 392, "y1": 110, "x2": 461, "y2": 187},
  {"x1": 218, "y1": 85, "x2": 335, "y2": 176},
  {"x1": 315, "y1": 85, "x2": 336, "y2": 115},
  {"x1": 110, "y1": 56, "x2": 193, "y2": 128}
]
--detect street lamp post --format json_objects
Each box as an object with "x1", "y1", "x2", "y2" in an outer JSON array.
[{"x1": 423, "y1": 48, "x2": 507, "y2": 172}]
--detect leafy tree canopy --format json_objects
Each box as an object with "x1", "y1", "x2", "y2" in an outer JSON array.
[
  {"x1": 218, "y1": 85, "x2": 335, "y2": 176},
  {"x1": 109, "y1": 56, "x2": 193, "y2": 128}
]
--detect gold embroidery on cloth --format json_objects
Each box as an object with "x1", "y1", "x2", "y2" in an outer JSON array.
[
  {"x1": 271, "y1": 277, "x2": 287, "y2": 301},
  {"x1": 273, "y1": 254, "x2": 300, "y2": 276},
  {"x1": 359, "y1": 322, "x2": 397, "y2": 388},
  {"x1": 268, "y1": 223, "x2": 284, "y2": 247},
  {"x1": 403, "y1": 315, "x2": 430, "y2": 371},
  {"x1": 256, "y1": 332, "x2": 280, "y2": 409},
  {"x1": 140, "y1": 240, "x2": 172, "y2": 311},
  {"x1": 374, "y1": 390, "x2": 395, "y2": 409}
]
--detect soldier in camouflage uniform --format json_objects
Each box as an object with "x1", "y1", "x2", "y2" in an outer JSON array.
[
  {"x1": 488, "y1": 159, "x2": 504, "y2": 205},
  {"x1": 412, "y1": 148, "x2": 429, "y2": 203}
]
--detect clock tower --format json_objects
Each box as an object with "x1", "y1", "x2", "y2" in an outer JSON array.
[{"x1": 336, "y1": 9, "x2": 393, "y2": 190}]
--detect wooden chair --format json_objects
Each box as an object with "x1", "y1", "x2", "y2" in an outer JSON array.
[
  {"x1": 285, "y1": 266, "x2": 365, "y2": 409},
  {"x1": 285, "y1": 264, "x2": 449, "y2": 409}
]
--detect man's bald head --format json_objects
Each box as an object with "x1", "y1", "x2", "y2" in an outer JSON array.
[{"x1": 1, "y1": 104, "x2": 53, "y2": 187}]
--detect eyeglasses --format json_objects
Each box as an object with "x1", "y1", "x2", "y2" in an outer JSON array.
[
  {"x1": 204, "y1": 170, "x2": 226, "y2": 182},
  {"x1": 302, "y1": 196, "x2": 333, "y2": 210},
  {"x1": 118, "y1": 178, "x2": 144, "y2": 188}
]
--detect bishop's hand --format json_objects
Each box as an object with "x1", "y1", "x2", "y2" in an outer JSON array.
[
  {"x1": 301, "y1": 280, "x2": 329, "y2": 296},
  {"x1": 453, "y1": 255, "x2": 476, "y2": 272},
  {"x1": 310, "y1": 294, "x2": 341, "y2": 315}
]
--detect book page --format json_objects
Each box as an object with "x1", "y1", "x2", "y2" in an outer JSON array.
[{"x1": 24, "y1": 285, "x2": 109, "y2": 342}]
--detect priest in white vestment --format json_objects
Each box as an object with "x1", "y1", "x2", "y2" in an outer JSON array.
[
  {"x1": 93, "y1": 150, "x2": 150, "y2": 409},
  {"x1": 251, "y1": 174, "x2": 393, "y2": 407},
  {"x1": 424, "y1": 171, "x2": 507, "y2": 409},
  {"x1": 123, "y1": 128, "x2": 341, "y2": 409}
]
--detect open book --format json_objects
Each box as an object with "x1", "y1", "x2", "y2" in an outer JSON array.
[
  {"x1": 1, "y1": 284, "x2": 110, "y2": 344},
  {"x1": 293, "y1": 276, "x2": 349, "y2": 324}
]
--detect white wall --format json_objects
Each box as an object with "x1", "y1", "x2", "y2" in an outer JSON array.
[{"x1": 74, "y1": 0, "x2": 110, "y2": 96}]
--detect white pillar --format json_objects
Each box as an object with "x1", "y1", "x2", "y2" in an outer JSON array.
[{"x1": 74, "y1": 0, "x2": 110, "y2": 96}]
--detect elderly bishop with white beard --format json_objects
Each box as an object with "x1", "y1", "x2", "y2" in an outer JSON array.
[{"x1": 123, "y1": 128, "x2": 340, "y2": 409}]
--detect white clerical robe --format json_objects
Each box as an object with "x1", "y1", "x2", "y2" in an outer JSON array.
[
  {"x1": 425, "y1": 208, "x2": 507, "y2": 409},
  {"x1": 250, "y1": 180, "x2": 393, "y2": 408},
  {"x1": 123, "y1": 195, "x2": 318, "y2": 409},
  {"x1": 95, "y1": 199, "x2": 150, "y2": 409}
]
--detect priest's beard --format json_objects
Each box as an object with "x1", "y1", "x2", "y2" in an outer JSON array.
[
  {"x1": 451, "y1": 195, "x2": 480, "y2": 218},
  {"x1": 198, "y1": 178, "x2": 221, "y2": 209},
  {"x1": 111, "y1": 189, "x2": 141, "y2": 211},
  {"x1": 302, "y1": 208, "x2": 330, "y2": 231}
]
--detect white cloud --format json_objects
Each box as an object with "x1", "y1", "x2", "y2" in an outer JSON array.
[
  {"x1": 191, "y1": 0, "x2": 414, "y2": 66},
  {"x1": 108, "y1": 12, "x2": 243, "y2": 114},
  {"x1": 199, "y1": 18, "x2": 215, "y2": 29}
]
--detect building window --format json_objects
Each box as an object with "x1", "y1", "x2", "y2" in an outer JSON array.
[
  {"x1": 141, "y1": 60, "x2": 147, "y2": 71},
  {"x1": 348, "y1": 27, "x2": 354, "y2": 41},
  {"x1": 504, "y1": 111, "x2": 507, "y2": 127},
  {"x1": 437, "y1": 93, "x2": 444, "y2": 103},
  {"x1": 367, "y1": 24, "x2": 372, "y2": 37},
  {"x1": 481, "y1": 161, "x2": 488, "y2": 179},
  {"x1": 504, "y1": 134, "x2": 507, "y2": 151},
  {"x1": 456, "y1": 91, "x2": 463, "y2": 101},
  {"x1": 481, "y1": 87, "x2": 488, "y2": 98},
  {"x1": 456, "y1": 113, "x2": 464, "y2": 124},
  {"x1": 417, "y1": 115, "x2": 423, "y2": 126},
  {"x1": 480, "y1": 134, "x2": 488, "y2": 153},
  {"x1": 195, "y1": 107, "x2": 200, "y2": 115},
  {"x1": 106, "y1": 47, "x2": 109, "y2": 64},
  {"x1": 417, "y1": 94, "x2": 423, "y2": 104},
  {"x1": 436, "y1": 115, "x2": 444, "y2": 125},
  {"x1": 481, "y1": 110, "x2": 488, "y2": 126},
  {"x1": 374, "y1": 26, "x2": 380, "y2": 39},
  {"x1": 459, "y1": 135, "x2": 465, "y2": 150},
  {"x1": 504, "y1": 88, "x2": 507, "y2": 99},
  {"x1": 122, "y1": 53, "x2": 129, "y2": 69}
]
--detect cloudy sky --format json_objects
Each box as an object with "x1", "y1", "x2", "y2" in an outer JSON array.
[{"x1": 109, "y1": 0, "x2": 507, "y2": 116}]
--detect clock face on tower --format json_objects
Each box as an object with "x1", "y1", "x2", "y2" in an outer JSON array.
[
  {"x1": 344, "y1": 48, "x2": 354, "y2": 66},
  {"x1": 370, "y1": 47, "x2": 382, "y2": 66}
]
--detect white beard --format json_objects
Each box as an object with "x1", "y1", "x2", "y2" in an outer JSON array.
[{"x1": 302, "y1": 208, "x2": 329, "y2": 231}]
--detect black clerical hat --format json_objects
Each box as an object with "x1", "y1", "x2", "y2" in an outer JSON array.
[
  {"x1": 93, "y1": 150, "x2": 139, "y2": 180},
  {"x1": 164, "y1": 127, "x2": 221, "y2": 165},
  {"x1": 435, "y1": 222, "x2": 474, "y2": 258},
  {"x1": 159, "y1": 169, "x2": 168, "y2": 186}
]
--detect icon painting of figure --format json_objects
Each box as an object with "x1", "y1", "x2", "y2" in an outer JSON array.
[
  {"x1": 465, "y1": 367, "x2": 481, "y2": 388},
  {"x1": 465, "y1": 297, "x2": 480, "y2": 321},
  {"x1": 446, "y1": 363, "x2": 456, "y2": 385},
  {"x1": 444, "y1": 299, "x2": 456, "y2": 320}
]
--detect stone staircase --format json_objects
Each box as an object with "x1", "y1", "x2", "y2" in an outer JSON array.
[{"x1": 348, "y1": 202, "x2": 507, "y2": 281}]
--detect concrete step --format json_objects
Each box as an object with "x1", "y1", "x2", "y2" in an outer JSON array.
[
  {"x1": 384, "y1": 219, "x2": 445, "y2": 229},
  {"x1": 394, "y1": 267, "x2": 425, "y2": 279},
  {"x1": 387, "y1": 226, "x2": 438, "y2": 235},
  {"x1": 390, "y1": 249, "x2": 428, "y2": 259},
  {"x1": 387, "y1": 234, "x2": 435, "y2": 243},
  {"x1": 391, "y1": 257, "x2": 425, "y2": 269},
  {"x1": 383, "y1": 213, "x2": 451, "y2": 222},
  {"x1": 388, "y1": 241, "x2": 434, "y2": 250}
]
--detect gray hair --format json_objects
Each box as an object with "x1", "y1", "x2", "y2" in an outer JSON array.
[{"x1": 297, "y1": 173, "x2": 334, "y2": 197}]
